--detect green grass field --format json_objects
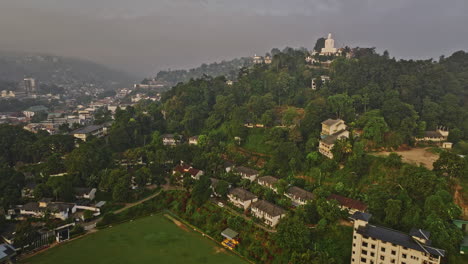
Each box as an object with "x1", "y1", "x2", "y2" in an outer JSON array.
[
  {"x1": 242, "y1": 128, "x2": 272, "y2": 155},
  {"x1": 21, "y1": 214, "x2": 246, "y2": 264}
]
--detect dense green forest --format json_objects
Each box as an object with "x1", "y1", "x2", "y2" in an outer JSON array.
[{"x1": 2, "y1": 48, "x2": 468, "y2": 263}]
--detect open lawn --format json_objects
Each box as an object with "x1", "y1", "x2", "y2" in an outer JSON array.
[{"x1": 21, "y1": 214, "x2": 246, "y2": 264}]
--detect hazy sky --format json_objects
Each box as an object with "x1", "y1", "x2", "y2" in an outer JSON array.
[{"x1": 1, "y1": 0, "x2": 467, "y2": 76}]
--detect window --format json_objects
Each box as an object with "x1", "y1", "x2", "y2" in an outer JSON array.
[
  {"x1": 381, "y1": 247, "x2": 386, "y2": 252},
  {"x1": 380, "y1": 256, "x2": 385, "y2": 260},
  {"x1": 371, "y1": 244, "x2": 376, "y2": 249},
  {"x1": 362, "y1": 250, "x2": 368, "y2": 255},
  {"x1": 361, "y1": 257, "x2": 367, "y2": 263},
  {"x1": 352, "y1": 251, "x2": 355, "y2": 255},
  {"x1": 354, "y1": 236, "x2": 357, "y2": 239},
  {"x1": 362, "y1": 242, "x2": 368, "y2": 247},
  {"x1": 402, "y1": 254, "x2": 407, "y2": 259},
  {"x1": 390, "y1": 259, "x2": 395, "y2": 263},
  {"x1": 391, "y1": 250, "x2": 396, "y2": 255},
  {"x1": 370, "y1": 252, "x2": 375, "y2": 257}
]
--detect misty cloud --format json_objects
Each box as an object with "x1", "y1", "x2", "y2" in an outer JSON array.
[{"x1": 1, "y1": 0, "x2": 467, "y2": 76}]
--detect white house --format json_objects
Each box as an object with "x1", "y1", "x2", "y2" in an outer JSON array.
[
  {"x1": 233, "y1": 166, "x2": 259, "y2": 182},
  {"x1": 20, "y1": 198, "x2": 76, "y2": 220},
  {"x1": 285, "y1": 186, "x2": 314, "y2": 206},
  {"x1": 319, "y1": 119, "x2": 350, "y2": 159},
  {"x1": 228, "y1": 188, "x2": 258, "y2": 210},
  {"x1": 162, "y1": 134, "x2": 181, "y2": 146},
  {"x1": 251, "y1": 200, "x2": 286, "y2": 227},
  {"x1": 257, "y1": 176, "x2": 279, "y2": 193}
]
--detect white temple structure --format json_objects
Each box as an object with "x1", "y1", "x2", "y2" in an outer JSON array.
[{"x1": 320, "y1": 33, "x2": 337, "y2": 55}]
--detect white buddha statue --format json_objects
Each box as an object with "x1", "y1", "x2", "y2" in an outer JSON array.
[{"x1": 320, "y1": 33, "x2": 337, "y2": 55}]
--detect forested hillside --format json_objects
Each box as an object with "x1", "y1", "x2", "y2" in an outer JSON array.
[
  {"x1": 2, "y1": 48, "x2": 468, "y2": 263},
  {"x1": 155, "y1": 57, "x2": 253, "y2": 85},
  {"x1": 0, "y1": 51, "x2": 135, "y2": 88}
]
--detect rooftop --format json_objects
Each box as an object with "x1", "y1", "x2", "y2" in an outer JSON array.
[
  {"x1": 286, "y1": 186, "x2": 314, "y2": 200},
  {"x1": 357, "y1": 224, "x2": 445, "y2": 258},
  {"x1": 0, "y1": 243, "x2": 16, "y2": 260},
  {"x1": 229, "y1": 188, "x2": 257, "y2": 201},
  {"x1": 251, "y1": 200, "x2": 286, "y2": 217},
  {"x1": 25, "y1": 105, "x2": 48, "y2": 112},
  {"x1": 328, "y1": 194, "x2": 368, "y2": 212},
  {"x1": 221, "y1": 228, "x2": 239, "y2": 240},
  {"x1": 322, "y1": 119, "x2": 343, "y2": 126},
  {"x1": 258, "y1": 176, "x2": 279, "y2": 185},
  {"x1": 321, "y1": 130, "x2": 347, "y2": 145},
  {"x1": 74, "y1": 187, "x2": 94, "y2": 195},
  {"x1": 234, "y1": 166, "x2": 259, "y2": 176},
  {"x1": 70, "y1": 125, "x2": 103, "y2": 135},
  {"x1": 423, "y1": 131, "x2": 444, "y2": 138}
]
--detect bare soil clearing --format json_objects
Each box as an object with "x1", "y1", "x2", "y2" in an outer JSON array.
[{"x1": 373, "y1": 148, "x2": 439, "y2": 170}]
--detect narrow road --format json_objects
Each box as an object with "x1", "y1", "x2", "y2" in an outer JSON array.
[{"x1": 83, "y1": 184, "x2": 184, "y2": 230}]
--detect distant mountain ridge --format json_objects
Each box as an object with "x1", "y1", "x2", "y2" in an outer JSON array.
[
  {"x1": 155, "y1": 57, "x2": 253, "y2": 85},
  {"x1": 0, "y1": 51, "x2": 136, "y2": 89}
]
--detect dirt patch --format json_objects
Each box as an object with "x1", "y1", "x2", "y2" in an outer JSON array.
[
  {"x1": 454, "y1": 185, "x2": 468, "y2": 220},
  {"x1": 373, "y1": 147, "x2": 439, "y2": 170},
  {"x1": 214, "y1": 246, "x2": 227, "y2": 254},
  {"x1": 164, "y1": 214, "x2": 189, "y2": 232}
]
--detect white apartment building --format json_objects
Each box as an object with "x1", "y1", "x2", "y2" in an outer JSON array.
[{"x1": 350, "y1": 212, "x2": 445, "y2": 264}]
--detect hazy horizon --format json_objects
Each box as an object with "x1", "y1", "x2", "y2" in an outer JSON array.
[{"x1": 1, "y1": 0, "x2": 467, "y2": 77}]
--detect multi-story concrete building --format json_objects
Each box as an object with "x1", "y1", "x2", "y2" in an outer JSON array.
[
  {"x1": 319, "y1": 119, "x2": 350, "y2": 159},
  {"x1": 350, "y1": 212, "x2": 445, "y2": 264}
]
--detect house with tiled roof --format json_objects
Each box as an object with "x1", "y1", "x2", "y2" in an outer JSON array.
[
  {"x1": 327, "y1": 194, "x2": 368, "y2": 214},
  {"x1": 251, "y1": 200, "x2": 286, "y2": 227},
  {"x1": 228, "y1": 188, "x2": 258, "y2": 210},
  {"x1": 172, "y1": 163, "x2": 204, "y2": 180}
]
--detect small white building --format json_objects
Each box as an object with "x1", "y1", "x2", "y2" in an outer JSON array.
[
  {"x1": 312, "y1": 75, "x2": 330, "y2": 90},
  {"x1": 162, "y1": 134, "x2": 181, "y2": 146},
  {"x1": 189, "y1": 136, "x2": 199, "y2": 145}
]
